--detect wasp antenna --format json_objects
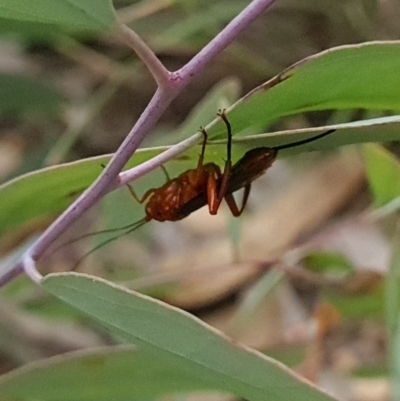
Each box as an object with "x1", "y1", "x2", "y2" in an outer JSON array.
[
  {"x1": 51, "y1": 218, "x2": 148, "y2": 256},
  {"x1": 71, "y1": 218, "x2": 148, "y2": 271},
  {"x1": 160, "y1": 165, "x2": 170, "y2": 181},
  {"x1": 273, "y1": 129, "x2": 336, "y2": 151}
]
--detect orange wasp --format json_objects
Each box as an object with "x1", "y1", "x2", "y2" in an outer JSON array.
[
  {"x1": 70, "y1": 112, "x2": 335, "y2": 264},
  {"x1": 130, "y1": 111, "x2": 335, "y2": 223}
]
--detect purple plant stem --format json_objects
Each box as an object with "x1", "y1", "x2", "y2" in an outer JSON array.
[
  {"x1": 0, "y1": 264, "x2": 25, "y2": 286},
  {"x1": 0, "y1": 0, "x2": 278, "y2": 288},
  {"x1": 118, "y1": 133, "x2": 202, "y2": 187},
  {"x1": 117, "y1": 22, "x2": 170, "y2": 86}
]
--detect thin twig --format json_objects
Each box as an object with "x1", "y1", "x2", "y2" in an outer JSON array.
[
  {"x1": 117, "y1": 132, "x2": 203, "y2": 187},
  {"x1": 117, "y1": 21, "x2": 171, "y2": 87}
]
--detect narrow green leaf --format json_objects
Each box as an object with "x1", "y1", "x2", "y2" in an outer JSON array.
[
  {"x1": 0, "y1": 273, "x2": 336, "y2": 401},
  {"x1": 0, "y1": 346, "x2": 221, "y2": 399},
  {"x1": 1, "y1": 117, "x2": 400, "y2": 237},
  {"x1": 205, "y1": 41, "x2": 400, "y2": 139}
]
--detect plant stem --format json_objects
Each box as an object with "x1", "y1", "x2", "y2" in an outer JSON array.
[
  {"x1": 0, "y1": 0, "x2": 278, "y2": 288},
  {"x1": 118, "y1": 132, "x2": 202, "y2": 186},
  {"x1": 117, "y1": 21, "x2": 171, "y2": 86}
]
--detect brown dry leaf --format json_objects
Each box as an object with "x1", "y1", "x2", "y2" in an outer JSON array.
[
  {"x1": 164, "y1": 260, "x2": 265, "y2": 310},
  {"x1": 351, "y1": 377, "x2": 389, "y2": 401}
]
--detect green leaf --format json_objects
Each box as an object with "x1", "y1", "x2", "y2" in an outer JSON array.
[
  {"x1": 0, "y1": 272, "x2": 337, "y2": 401},
  {"x1": 0, "y1": 346, "x2": 218, "y2": 399},
  {"x1": 0, "y1": 74, "x2": 62, "y2": 117},
  {"x1": 1, "y1": 117, "x2": 399, "y2": 238},
  {"x1": 204, "y1": 41, "x2": 400, "y2": 139},
  {"x1": 232, "y1": 116, "x2": 400, "y2": 156},
  {"x1": 0, "y1": 0, "x2": 116, "y2": 31},
  {"x1": 364, "y1": 143, "x2": 400, "y2": 207},
  {"x1": 0, "y1": 18, "x2": 65, "y2": 41}
]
